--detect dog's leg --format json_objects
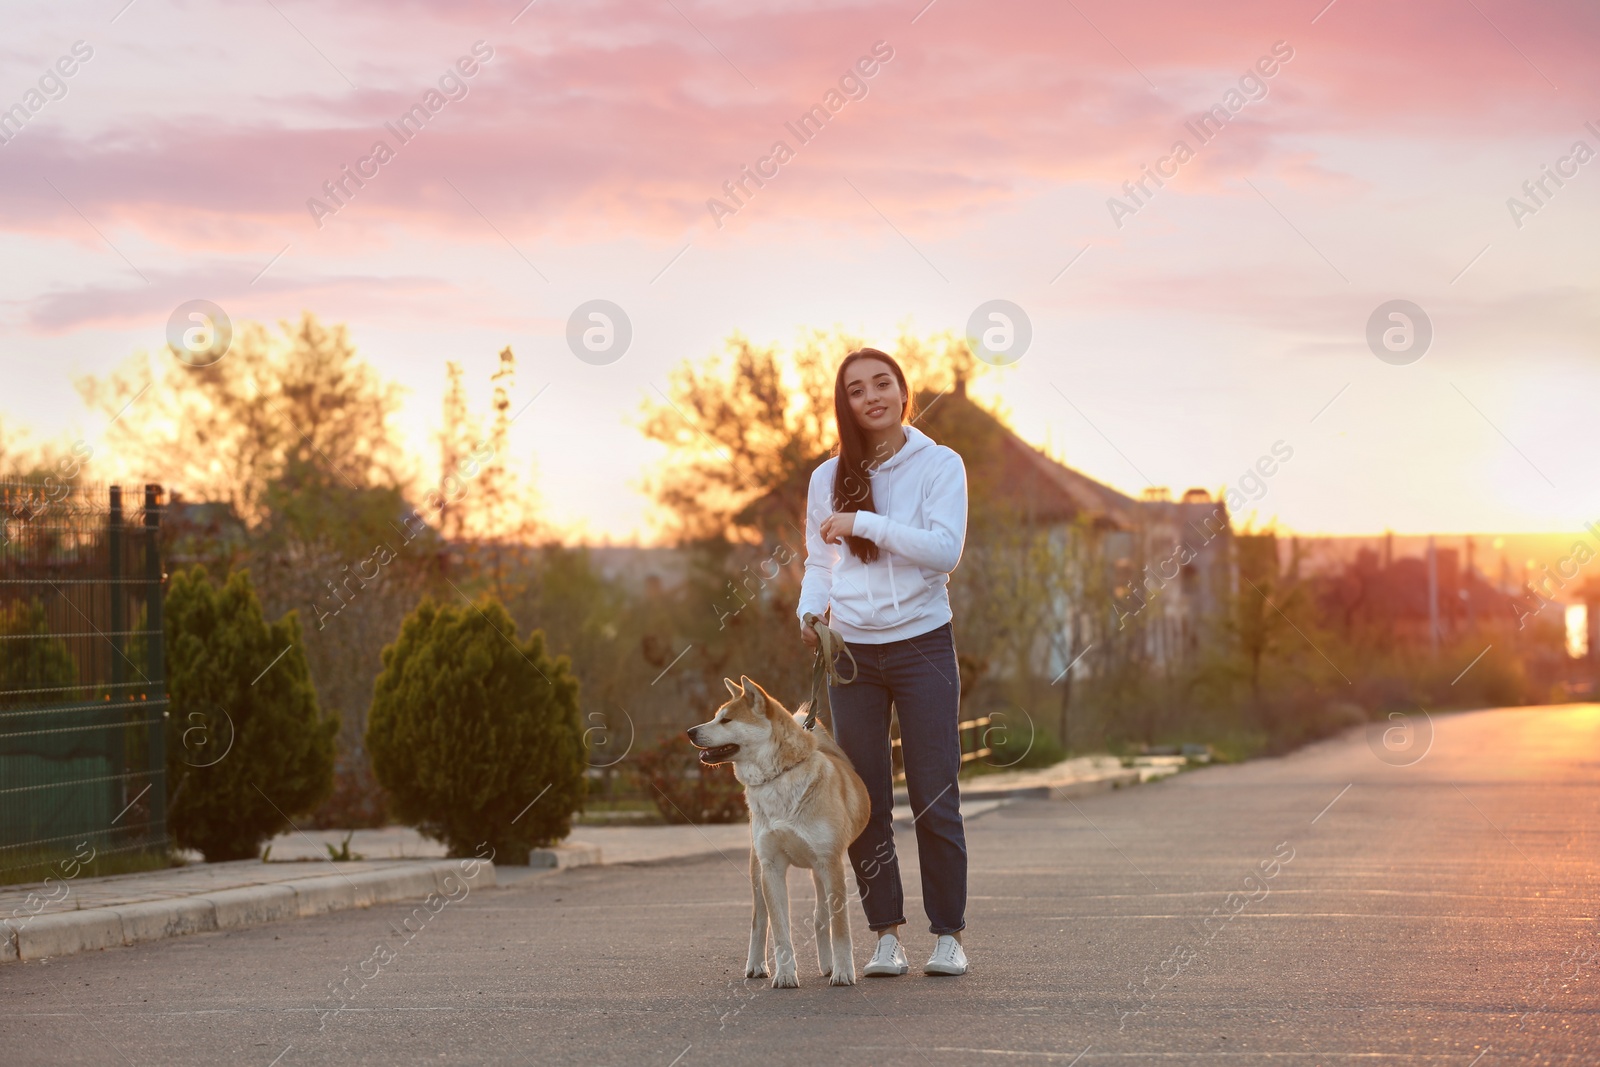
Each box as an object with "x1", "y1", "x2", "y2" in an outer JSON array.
[
  {"x1": 810, "y1": 868, "x2": 832, "y2": 977},
  {"x1": 745, "y1": 847, "x2": 769, "y2": 979},
  {"x1": 759, "y1": 858, "x2": 798, "y2": 988},
  {"x1": 824, "y1": 854, "x2": 856, "y2": 986}
]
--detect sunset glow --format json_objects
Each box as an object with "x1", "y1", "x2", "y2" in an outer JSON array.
[{"x1": 2, "y1": 0, "x2": 1597, "y2": 542}]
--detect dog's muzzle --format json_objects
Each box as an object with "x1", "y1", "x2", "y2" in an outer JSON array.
[
  {"x1": 695, "y1": 743, "x2": 739, "y2": 765},
  {"x1": 686, "y1": 726, "x2": 739, "y2": 765}
]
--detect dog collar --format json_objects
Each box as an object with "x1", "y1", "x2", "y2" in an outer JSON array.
[{"x1": 745, "y1": 754, "x2": 808, "y2": 788}]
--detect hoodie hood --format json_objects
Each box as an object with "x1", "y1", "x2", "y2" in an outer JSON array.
[{"x1": 875, "y1": 425, "x2": 935, "y2": 472}]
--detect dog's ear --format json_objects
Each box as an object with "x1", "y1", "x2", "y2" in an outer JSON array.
[
  {"x1": 723, "y1": 677, "x2": 742, "y2": 699},
  {"x1": 739, "y1": 675, "x2": 766, "y2": 713}
]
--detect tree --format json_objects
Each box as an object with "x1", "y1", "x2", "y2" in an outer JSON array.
[
  {"x1": 366, "y1": 596, "x2": 583, "y2": 858},
  {"x1": 436, "y1": 361, "x2": 477, "y2": 545},
  {"x1": 78, "y1": 311, "x2": 407, "y2": 529},
  {"x1": 82, "y1": 314, "x2": 434, "y2": 825},
  {"x1": 478, "y1": 345, "x2": 540, "y2": 547},
  {"x1": 639, "y1": 326, "x2": 981, "y2": 544},
  {"x1": 1233, "y1": 531, "x2": 1294, "y2": 706},
  {"x1": 164, "y1": 567, "x2": 337, "y2": 861}
]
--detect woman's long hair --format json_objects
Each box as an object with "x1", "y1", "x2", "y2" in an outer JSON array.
[{"x1": 831, "y1": 348, "x2": 916, "y2": 563}]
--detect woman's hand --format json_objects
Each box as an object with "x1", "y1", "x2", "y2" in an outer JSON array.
[
  {"x1": 819, "y1": 511, "x2": 858, "y2": 545},
  {"x1": 801, "y1": 619, "x2": 820, "y2": 650}
]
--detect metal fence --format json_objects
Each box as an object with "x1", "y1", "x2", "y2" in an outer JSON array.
[{"x1": 0, "y1": 483, "x2": 167, "y2": 883}]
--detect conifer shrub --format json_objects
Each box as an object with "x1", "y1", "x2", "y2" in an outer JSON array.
[
  {"x1": 366, "y1": 596, "x2": 583, "y2": 860},
  {"x1": 0, "y1": 598, "x2": 77, "y2": 699},
  {"x1": 165, "y1": 567, "x2": 337, "y2": 861}
]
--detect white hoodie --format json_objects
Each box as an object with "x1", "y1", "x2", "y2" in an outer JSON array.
[{"x1": 797, "y1": 425, "x2": 968, "y2": 644}]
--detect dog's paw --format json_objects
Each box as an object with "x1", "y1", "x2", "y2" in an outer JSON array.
[
  {"x1": 828, "y1": 966, "x2": 856, "y2": 987},
  {"x1": 745, "y1": 964, "x2": 769, "y2": 979},
  {"x1": 771, "y1": 970, "x2": 799, "y2": 989}
]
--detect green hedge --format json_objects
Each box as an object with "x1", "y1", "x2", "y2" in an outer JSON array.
[
  {"x1": 165, "y1": 567, "x2": 337, "y2": 861},
  {"x1": 366, "y1": 596, "x2": 583, "y2": 859}
]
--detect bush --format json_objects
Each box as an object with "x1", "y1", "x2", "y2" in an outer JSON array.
[
  {"x1": 0, "y1": 599, "x2": 77, "y2": 700},
  {"x1": 630, "y1": 734, "x2": 746, "y2": 824},
  {"x1": 0, "y1": 599, "x2": 83, "y2": 882},
  {"x1": 165, "y1": 567, "x2": 337, "y2": 861},
  {"x1": 982, "y1": 712, "x2": 1067, "y2": 771},
  {"x1": 366, "y1": 596, "x2": 584, "y2": 859}
]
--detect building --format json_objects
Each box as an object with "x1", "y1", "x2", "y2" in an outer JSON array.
[{"x1": 745, "y1": 379, "x2": 1237, "y2": 678}]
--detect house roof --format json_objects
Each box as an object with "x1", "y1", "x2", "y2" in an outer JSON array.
[
  {"x1": 988, "y1": 414, "x2": 1143, "y2": 528},
  {"x1": 745, "y1": 381, "x2": 1156, "y2": 534}
]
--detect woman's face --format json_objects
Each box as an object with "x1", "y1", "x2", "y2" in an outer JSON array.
[{"x1": 843, "y1": 357, "x2": 905, "y2": 435}]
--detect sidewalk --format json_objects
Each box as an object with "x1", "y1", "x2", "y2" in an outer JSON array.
[
  {"x1": 260, "y1": 795, "x2": 1019, "y2": 867},
  {"x1": 0, "y1": 796, "x2": 1014, "y2": 965},
  {"x1": 1, "y1": 855, "x2": 493, "y2": 965},
  {"x1": 0, "y1": 755, "x2": 1179, "y2": 966}
]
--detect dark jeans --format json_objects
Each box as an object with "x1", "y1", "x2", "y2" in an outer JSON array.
[{"x1": 829, "y1": 621, "x2": 967, "y2": 936}]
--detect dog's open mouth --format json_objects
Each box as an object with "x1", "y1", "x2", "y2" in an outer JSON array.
[{"x1": 697, "y1": 743, "x2": 739, "y2": 765}]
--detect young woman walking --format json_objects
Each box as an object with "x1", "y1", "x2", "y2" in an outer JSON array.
[{"x1": 797, "y1": 347, "x2": 970, "y2": 977}]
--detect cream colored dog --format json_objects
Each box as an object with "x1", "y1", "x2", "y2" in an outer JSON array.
[{"x1": 687, "y1": 675, "x2": 870, "y2": 988}]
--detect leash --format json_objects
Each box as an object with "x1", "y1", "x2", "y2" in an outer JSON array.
[{"x1": 801, "y1": 612, "x2": 857, "y2": 731}]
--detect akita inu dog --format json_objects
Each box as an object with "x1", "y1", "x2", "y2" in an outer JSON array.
[{"x1": 687, "y1": 675, "x2": 870, "y2": 988}]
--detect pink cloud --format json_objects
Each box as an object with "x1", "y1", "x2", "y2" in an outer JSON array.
[
  {"x1": 23, "y1": 263, "x2": 452, "y2": 334},
  {"x1": 0, "y1": 0, "x2": 1591, "y2": 264}
]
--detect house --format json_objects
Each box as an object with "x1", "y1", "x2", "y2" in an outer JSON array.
[{"x1": 744, "y1": 378, "x2": 1237, "y2": 678}]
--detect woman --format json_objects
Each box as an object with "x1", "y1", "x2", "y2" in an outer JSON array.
[{"x1": 797, "y1": 347, "x2": 970, "y2": 978}]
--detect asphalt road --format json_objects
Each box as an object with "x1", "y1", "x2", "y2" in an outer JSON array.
[{"x1": 4, "y1": 705, "x2": 1597, "y2": 1066}]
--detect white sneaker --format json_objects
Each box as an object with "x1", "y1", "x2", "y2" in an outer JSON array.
[
  {"x1": 862, "y1": 934, "x2": 909, "y2": 977},
  {"x1": 924, "y1": 934, "x2": 968, "y2": 976}
]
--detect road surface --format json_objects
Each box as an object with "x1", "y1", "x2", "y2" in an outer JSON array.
[{"x1": 3, "y1": 705, "x2": 1597, "y2": 1065}]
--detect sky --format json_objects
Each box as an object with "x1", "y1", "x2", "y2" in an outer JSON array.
[{"x1": 2, "y1": 0, "x2": 1598, "y2": 543}]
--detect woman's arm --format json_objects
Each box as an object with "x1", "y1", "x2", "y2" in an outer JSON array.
[
  {"x1": 849, "y1": 451, "x2": 967, "y2": 573},
  {"x1": 796, "y1": 466, "x2": 837, "y2": 621}
]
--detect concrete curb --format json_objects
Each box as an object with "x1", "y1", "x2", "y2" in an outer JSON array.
[
  {"x1": 1046, "y1": 770, "x2": 1142, "y2": 798},
  {"x1": 528, "y1": 842, "x2": 602, "y2": 869},
  {"x1": 0, "y1": 859, "x2": 496, "y2": 965},
  {"x1": 893, "y1": 767, "x2": 1145, "y2": 806}
]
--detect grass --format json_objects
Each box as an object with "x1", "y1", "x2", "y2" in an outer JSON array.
[
  {"x1": 324, "y1": 831, "x2": 365, "y2": 862},
  {"x1": 574, "y1": 797, "x2": 663, "y2": 826},
  {"x1": 579, "y1": 797, "x2": 658, "y2": 813},
  {"x1": 1203, "y1": 732, "x2": 1270, "y2": 764},
  {"x1": 0, "y1": 845, "x2": 175, "y2": 887},
  {"x1": 960, "y1": 757, "x2": 1038, "y2": 779}
]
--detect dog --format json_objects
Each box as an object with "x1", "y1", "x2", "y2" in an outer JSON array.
[{"x1": 686, "y1": 675, "x2": 870, "y2": 988}]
